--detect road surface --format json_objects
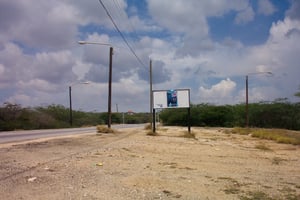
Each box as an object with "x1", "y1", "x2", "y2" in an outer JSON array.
[{"x1": 0, "y1": 124, "x2": 143, "y2": 144}]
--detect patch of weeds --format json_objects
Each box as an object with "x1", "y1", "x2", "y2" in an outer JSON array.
[
  {"x1": 218, "y1": 177, "x2": 242, "y2": 195},
  {"x1": 251, "y1": 129, "x2": 300, "y2": 145},
  {"x1": 230, "y1": 128, "x2": 300, "y2": 145},
  {"x1": 121, "y1": 147, "x2": 131, "y2": 152},
  {"x1": 162, "y1": 190, "x2": 182, "y2": 198},
  {"x1": 255, "y1": 143, "x2": 272, "y2": 151},
  {"x1": 181, "y1": 131, "x2": 196, "y2": 139},
  {"x1": 284, "y1": 193, "x2": 300, "y2": 200},
  {"x1": 239, "y1": 191, "x2": 274, "y2": 200},
  {"x1": 96, "y1": 125, "x2": 114, "y2": 133},
  {"x1": 159, "y1": 162, "x2": 177, "y2": 169},
  {"x1": 146, "y1": 130, "x2": 158, "y2": 136},
  {"x1": 275, "y1": 136, "x2": 298, "y2": 145},
  {"x1": 279, "y1": 186, "x2": 298, "y2": 200},
  {"x1": 231, "y1": 127, "x2": 252, "y2": 135},
  {"x1": 224, "y1": 187, "x2": 240, "y2": 194},
  {"x1": 180, "y1": 166, "x2": 196, "y2": 170},
  {"x1": 271, "y1": 157, "x2": 285, "y2": 165},
  {"x1": 94, "y1": 152, "x2": 101, "y2": 156},
  {"x1": 158, "y1": 127, "x2": 168, "y2": 132}
]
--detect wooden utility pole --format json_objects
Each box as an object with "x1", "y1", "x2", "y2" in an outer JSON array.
[
  {"x1": 149, "y1": 60, "x2": 153, "y2": 129},
  {"x1": 245, "y1": 75, "x2": 248, "y2": 128},
  {"x1": 108, "y1": 47, "x2": 113, "y2": 128}
]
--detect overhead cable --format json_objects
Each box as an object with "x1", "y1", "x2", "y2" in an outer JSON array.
[{"x1": 98, "y1": 0, "x2": 147, "y2": 69}]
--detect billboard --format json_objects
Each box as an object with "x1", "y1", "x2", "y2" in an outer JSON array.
[{"x1": 153, "y1": 89, "x2": 190, "y2": 109}]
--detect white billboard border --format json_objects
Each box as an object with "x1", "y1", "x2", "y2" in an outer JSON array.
[
  {"x1": 151, "y1": 88, "x2": 191, "y2": 133},
  {"x1": 152, "y1": 89, "x2": 190, "y2": 109}
]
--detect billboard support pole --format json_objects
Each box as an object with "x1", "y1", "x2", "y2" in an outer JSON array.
[
  {"x1": 188, "y1": 107, "x2": 191, "y2": 133},
  {"x1": 152, "y1": 108, "x2": 156, "y2": 133},
  {"x1": 150, "y1": 60, "x2": 153, "y2": 129}
]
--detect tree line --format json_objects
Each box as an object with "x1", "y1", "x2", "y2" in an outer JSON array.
[
  {"x1": 1, "y1": 100, "x2": 300, "y2": 131},
  {"x1": 159, "y1": 100, "x2": 300, "y2": 130},
  {"x1": 0, "y1": 103, "x2": 149, "y2": 131}
]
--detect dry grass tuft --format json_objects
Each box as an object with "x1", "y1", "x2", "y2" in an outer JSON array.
[
  {"x1": 231, "y1": 127, "x2": 252, "y2": 135},
  {"x1": 146, "y1": 130, "x2": 158, "y2": 136},
  {"x1": 181, "y1": 131, "x2": 196, "y2": 139},
  {"x1": 255, "y1": 143, "x2": 272, "y2": 151},
  {"x1": 240, "y1": 191, "x2": 273, "y2": 200},
  {"x1": 96, "y1": 125, "x2": 114, "y2": 133},
  {"x1": 230, "y1": 128, "x2": 300, "y2": 145}
]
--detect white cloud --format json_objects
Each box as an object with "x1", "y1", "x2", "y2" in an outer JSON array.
[
  {"x1": 258, "y1": 0, "x2": 277, "y2": 16},
  {"x1": 198, "y1": 78, "x2": 237, "y2": 104},
  {"x1": 17, "y1": 79, "x2": 60, "y2": 93},
  {"x1": 0, "y1": 0, "x2": 81, "y2": 50},
  {"x1": 0, "y1": 64, "x2": 5, "y2": 76},
  {"x1": 147, "y1": 0, "x2": 251, "y2": 55},
  {"x1": 286, "y1": 0, "x2": 300, "y2": 20},
  {"x1": 235, "y1": 6, "x2": 255, "y2": 24},
  {"x1": 0, "y1": 0, "x2": 299, "y2": 112},
  {"x1": 6, "y1": 94, "x2": 32, "y2": 106},
  {"x1": 33, "y1": 50, "x2": 77, "y2": 85},
  {"x1": 0, "y1": 43, "x2": 32, "y2": 84}
]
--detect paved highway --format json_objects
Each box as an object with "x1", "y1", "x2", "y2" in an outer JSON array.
[{"x1": 0, "y1": 124, "x2": 143, "y2": 144}]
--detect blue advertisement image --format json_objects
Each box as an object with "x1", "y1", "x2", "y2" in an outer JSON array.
[{"x1": 167, "y1": 90, "x2": 178, "y2": 107}]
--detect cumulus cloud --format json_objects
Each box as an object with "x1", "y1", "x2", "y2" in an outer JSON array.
[
  {"x1": 0, "y1": 43, "x2": 32, "y2": 84},
  {"x1": 0, "y1": 0, "x2": 81, "y2": 50},
  {"x1": 5, "y1": 94, "x2": 32, "y2": 106},
  {"x1": 199, "y1": 78, "x2": 237, "y2": 104},
  {"x1": 147, "y1": 0, "x2": 251, "y2": 56},
  {"x1": 138, "y1": 60, "x2": 171, "y2": 84},
  {"x1": 0, "y1": 0, "x2": 299, "y2": 111},
  {"x1": 0, "y1": 64, "x2": 4, "y2": 75},
  {"x1": 32, "y1": 51, "x2": 77, "y2": 85},
  {"x1": 234, "y1": 6, "x2": 255, "y2": 24},
  {"x1": 257, "y1": 0, "x2": 277, "y2": 16},
  {"x1": 286, "y1": 0, "x2": 300, "y2": 20},
  {"x1": 17, "y1": 79, "x2": 60, "y2": 93}
]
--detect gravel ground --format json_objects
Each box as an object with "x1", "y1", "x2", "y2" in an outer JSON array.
[{"x1": 0, "y1": 126, "x2": 299, "y2": 200}]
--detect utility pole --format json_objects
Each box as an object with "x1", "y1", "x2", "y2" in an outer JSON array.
[
  {"x1": 108, "y1": 47, "x2": 113, "y2": 128},
  {"x1": 149, "y1": 60, "x2": 153, "y2": 129},
  {"x1": 69, "y1": 86, "x2": 72, "y2": 126},
  {"x1": 245, "y1": 75, "x2": 249, "y2": 127}
]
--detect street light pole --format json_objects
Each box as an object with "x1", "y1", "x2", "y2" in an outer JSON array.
[
  {"x1": 78, "y1": 41, "x2": 113, "y2": 128},
  {"x1": 245, "y1": 71, "x2": 272, "y2": 127}
]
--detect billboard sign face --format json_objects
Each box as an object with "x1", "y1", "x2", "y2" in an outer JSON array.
[{"x1": 153, "y1": 89, "x2": 190, "y2": 109}]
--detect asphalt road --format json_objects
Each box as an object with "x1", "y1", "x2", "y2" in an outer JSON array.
[{"x1": 0, "y1": 124, "x2": 144, "y2": 144}]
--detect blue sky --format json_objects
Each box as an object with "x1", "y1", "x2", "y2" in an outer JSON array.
[{"x1": 0, "y1": 0, "x2": 300, "y2": 112}]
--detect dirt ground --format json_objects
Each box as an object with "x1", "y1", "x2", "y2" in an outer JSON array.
[{"x1": 0, "y1": 126, "x2": 299, "y2": 200}]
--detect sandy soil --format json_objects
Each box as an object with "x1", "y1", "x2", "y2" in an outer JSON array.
[{"x1": 0, "y1": 126, "x2": 299, "y2": 200}]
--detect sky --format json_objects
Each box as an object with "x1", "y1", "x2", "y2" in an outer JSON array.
[{"x1": 0, "y1": 0, "x2": 300, "y2": 112}]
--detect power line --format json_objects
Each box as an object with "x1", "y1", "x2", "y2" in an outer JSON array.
[
  {"x1": 112, "y1": 0, "x2": 141, "y2": 43},
  {"x1": 98, "y1": 0, "x2": 147, "y2": 69}
]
